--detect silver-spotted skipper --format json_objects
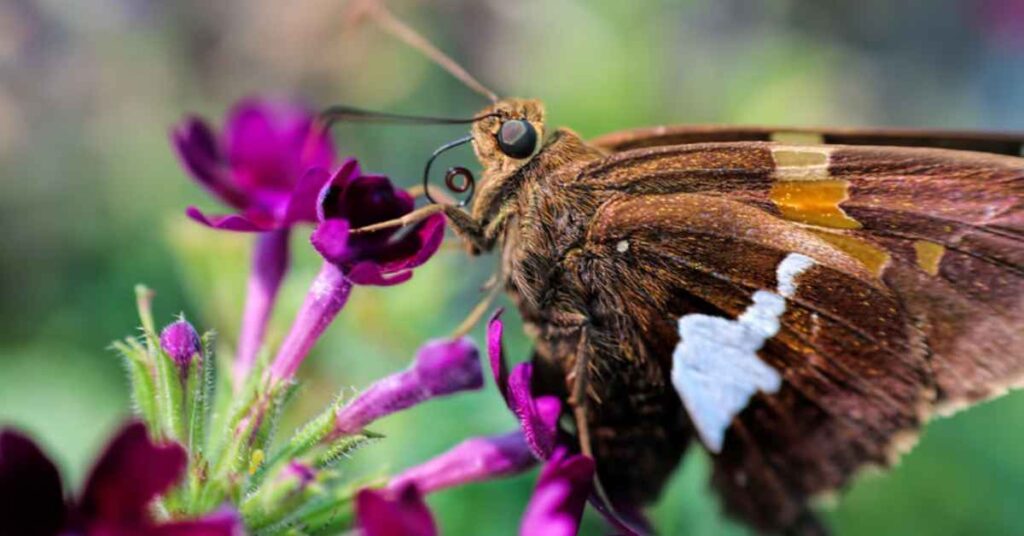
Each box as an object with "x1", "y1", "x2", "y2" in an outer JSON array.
[{"x1": 337, "y1": 4, "x2": 1024, "y2": 534}]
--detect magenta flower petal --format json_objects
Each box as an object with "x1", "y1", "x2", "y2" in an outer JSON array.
[
  {"x1": 346, "y1": 262, "x2": 415, "y2": 287},
  {"x1": 313, "y1": 166, "x2": 444, "y2": 287},
  {"x1": 389, "y1": 432, "x2": 537, "y2": 495},
  {"x1": 485, "y1": 312, "x2": 560, "y2": 459},
  {"x1": 225, "y1": 98, "x2": 332, "y2": 193},
  {"x1": 145, "y1": 509, "x2": 244, "y2": 536},
  {"x1": 520, "y1": 448, "x2": 595, "y2": 536},
  {"x1": 283, "y1": 168, "x2": 334, "y2": 226},
  {"x1": 487, "y1": 309, "x2": 510, "y2": 398},
  {"x1": 173, "y1": 97, "x2": 335, "y2": 231},
  {"x1": 0, "y1": 428, "x2": 67, "y2": 535},
  {"x1": 171, "y1": 118, "x2": 248, "y2": 210},
  {"x1": 79, "y1": 422, "x2": 187, "y2": 526},
  {"x1": 185, "y1": 206, "x2": 269, "y2": 232},
  {"x1": 376, "y1": 212, "x2": 445, "y2": 274},
  {"x1": 333, "y1": 338, "x2": 483, "y2": 436},
  {"x1": 357, "y1": 484, "x2": 437, "y2": 536},
  {"x1": 507, "y1": 363, "x2": 561, "y2": 459},
  {"x1": 310, "y1": 219, "x2": 352, "y2": 265}
]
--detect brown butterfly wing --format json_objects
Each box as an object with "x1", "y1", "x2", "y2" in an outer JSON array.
[
  {"x1": 591, "y1": 124, "x2": 1024, "y2": 156},
  {"x1": 570, "y1": 142, "x2": 1024, "y2": 532}
]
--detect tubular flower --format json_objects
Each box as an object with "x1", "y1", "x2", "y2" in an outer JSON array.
[
  {"x1": 0, "y1": 421, "x2": 241, "y2": 536},
  {"x1": 333, "y1": 338, "x2": 483, "y2": 437},
  {"x1": 267, "y1": 162, "x2": 445, "y2": 383},
  {"x1": 369, "y1": 310, "x2": 645, "y2": 536},
  {"x1": 361, "y1": 444, "x2": 593, "y2": 536},
  {"x1": 172, "y1": 98, "x2": 337, "y2": 383}
]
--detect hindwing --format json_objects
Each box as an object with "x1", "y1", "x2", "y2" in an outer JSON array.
[{"x1": 564, "y1": 140, "x2": 1024, "y2": 533}]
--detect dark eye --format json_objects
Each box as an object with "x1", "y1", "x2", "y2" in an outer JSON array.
[{"x1": 497, "y1": 120, "x2": 538, "y2": 159}]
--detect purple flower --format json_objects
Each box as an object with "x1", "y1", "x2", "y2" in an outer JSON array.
[
  {"x1": 333, "y1": 338, "x2": 483, "y2": 437},
  {"x1": 388, "y1": 432, "x2": 537, "y2": 495},
  {"x1": 160, "y1": 318, "x2": 202, "y2": 369},
  {"x1": 267, "y1": 164, "x2": 445, "y2": 383},
  {"x1": 0, "y1": 421, "x2": 241, "y2": 535},
  {"x1": 375, "y1": 311, "x2": 643, "y2": 535},
  {"x1": 364, "y1": 448, "x2": 593, "y2": 536},
  {"x1": 487, "y1": 311, "x2": 561, "y2": 459},
  {"x1": 311, "y1": 160, "x2": 445, "y2": 286},
  {"x1": 356, "y1": 484, "x2": 437, "y2": 536},
  {"x1": 172, "y1": 98, "x2": 336, "y2": 384},
  {"x1": 172, "y1": 98, "x2": 334, "y2": 233},
  {"x1": 520, "y1": 447, "x2": 595, "y2": 536}
]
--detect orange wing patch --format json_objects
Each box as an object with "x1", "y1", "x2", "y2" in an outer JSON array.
[{"x1": 913, "y1": 240, "x2": 946, "y2": 276}]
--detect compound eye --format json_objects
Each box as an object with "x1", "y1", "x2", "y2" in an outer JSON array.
[{"x1": 496, "y1": 120, "x2": 538, "y2": 159}]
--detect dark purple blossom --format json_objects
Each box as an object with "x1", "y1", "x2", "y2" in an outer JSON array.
[
  {"x1": 160, "y1": 318, "x2": 202, "y2": 369},
  {"x1": 0, "y1": 421, "x2": 240, "y2": 536},
  {"x1": 267, "y1": 164, "x2": 445, "y2": 383},
  {"x1": 333, "y1": 338, "x2": 483, "y2": 437},
  {"x1": 172, "y1": 98, "x2": 334, "y2": 233},
  {"x1": 311, "y1": 160, "x2": 445, "y2": 286}
]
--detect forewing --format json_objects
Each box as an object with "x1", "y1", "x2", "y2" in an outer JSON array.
[
  {"x1": 574, "y1": 143, "x2": 1023, "y2": 532},
  {"x1": 591, "y1": 124, "x2": 1024, "y2": 157}
]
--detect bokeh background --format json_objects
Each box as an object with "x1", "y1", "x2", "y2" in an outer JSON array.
[{"x1": 2, "y1": 0, "x2": 1023, "y2": 534}]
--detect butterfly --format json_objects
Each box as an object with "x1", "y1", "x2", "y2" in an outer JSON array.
[
  {"x1": 338, "y1": 4, "x2": 1024, "y2": 533},
  {"x1": 440, "y1": 101, "x2": 1024, "y2": 534}
]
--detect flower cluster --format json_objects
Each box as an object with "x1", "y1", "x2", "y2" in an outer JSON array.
[
  {"x1": 0, "y1": 422, "x2": 240, "y2": 535},
  {"x1": 1, "y1": 97, "x2": 626, "y2": 536},
  {"x1": 351, "y1": 312, "x2": 642, "y2": 536}
]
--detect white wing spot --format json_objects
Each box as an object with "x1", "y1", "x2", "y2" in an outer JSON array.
[{"x1": 671, "y1": 252, "x2": 815, "y2": 452}]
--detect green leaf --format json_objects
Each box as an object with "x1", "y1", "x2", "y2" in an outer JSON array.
[
  {"x1": 154, "y1": 346, "x2": 186, "y2": 442},
  {"x1": 113, "y1": 339, "x2": 158, "y2": 431}
]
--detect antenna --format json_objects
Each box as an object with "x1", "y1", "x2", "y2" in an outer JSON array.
[{"x1": 347, "y1": 0, "x2": 500, "y2": 103}]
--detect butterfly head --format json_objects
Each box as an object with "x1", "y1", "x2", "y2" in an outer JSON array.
[{"x1": 470, "y1": 98, "x2": 546, "y2": 174}]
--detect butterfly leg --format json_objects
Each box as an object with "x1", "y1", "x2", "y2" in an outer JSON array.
[{"x1": 349, "y1": 204, "x2": 445, "y2": 234}]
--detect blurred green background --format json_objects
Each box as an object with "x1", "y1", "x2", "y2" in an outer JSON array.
[{"x1": 1, "y1": 0, "x2": 1022, "y2": 534}]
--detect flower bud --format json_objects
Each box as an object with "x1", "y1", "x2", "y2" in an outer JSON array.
[
  {"x1": 159, "y1": 319, "x2": 202, "y2": 368},
  {"x1": 332, "y1": 338, "x2": 483, "y2": 436}
]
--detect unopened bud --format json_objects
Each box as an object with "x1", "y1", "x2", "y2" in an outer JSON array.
[{"x1": 160, "y1": 319, "x2": 202, "y2": 368}]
